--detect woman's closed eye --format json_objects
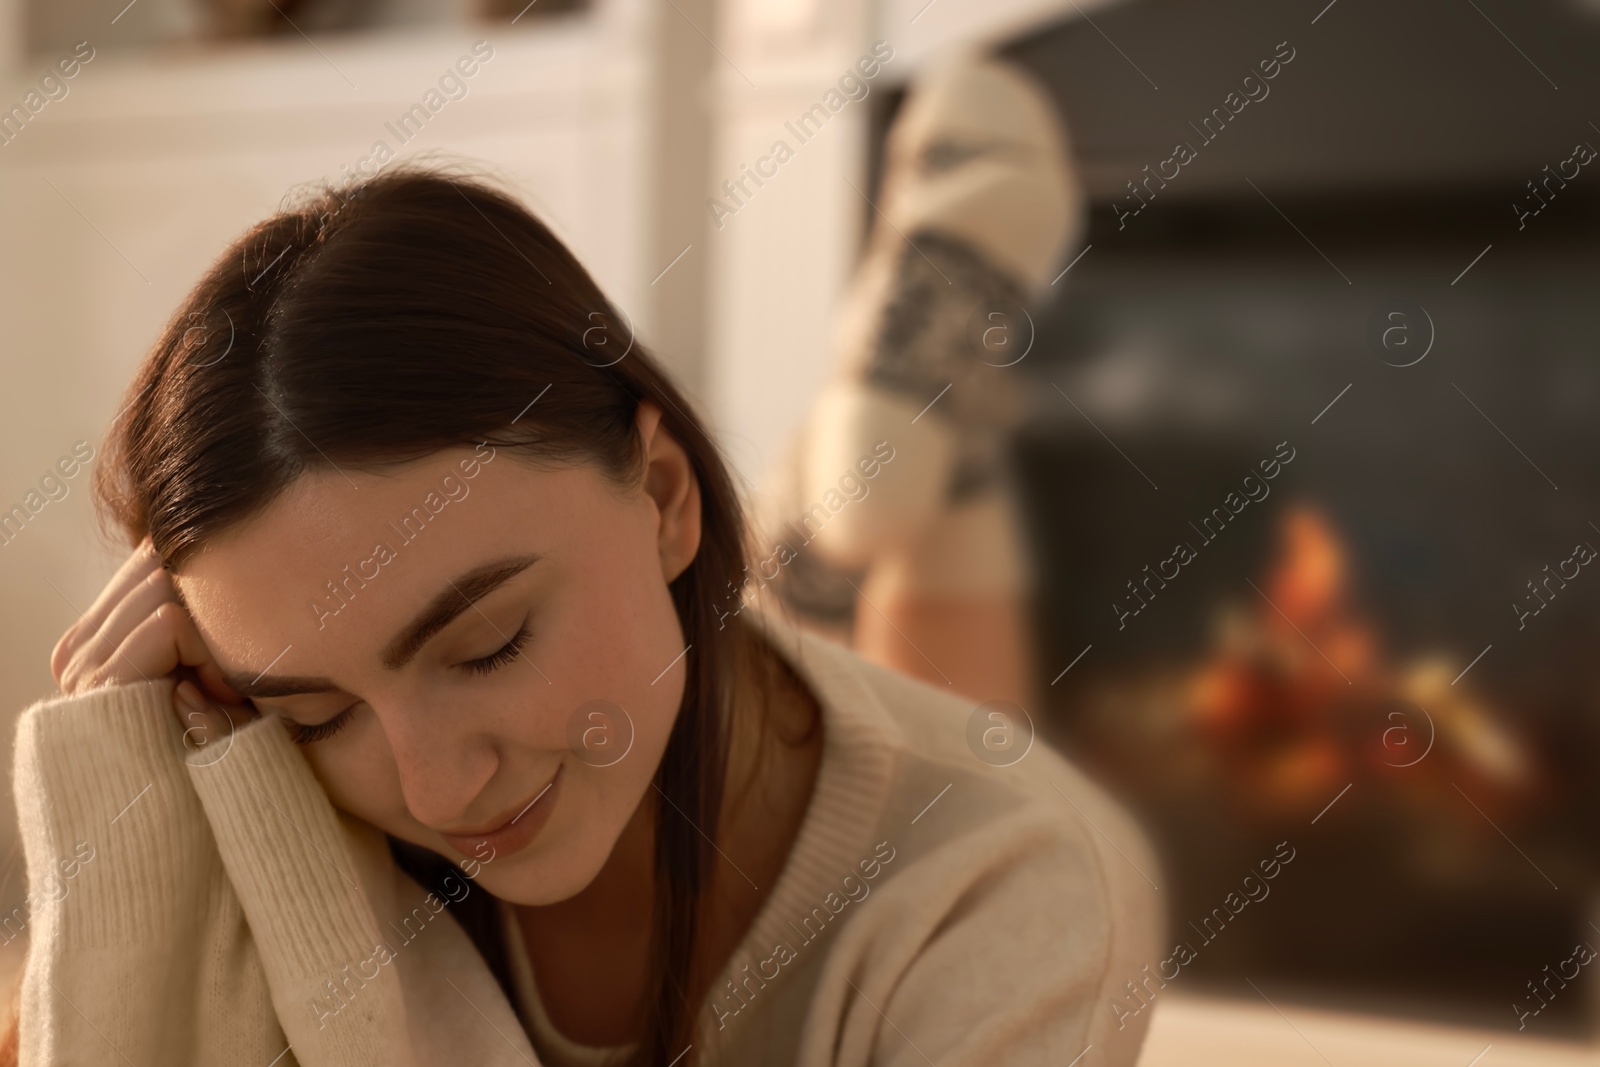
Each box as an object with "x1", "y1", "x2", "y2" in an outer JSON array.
[
  {"x1": 458, "y1": 621, "x2": 533, "y2": 677},
  {"x1": 285, "y1": 703, "x2": 360, "y2": 746},
  {"x1": 284, "y1": 622, "x2": 534, "y2": 746}
]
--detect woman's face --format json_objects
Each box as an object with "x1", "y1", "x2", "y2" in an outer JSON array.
[{"x1": 172, "y1": 401, "x2": 703, "y2": 905}]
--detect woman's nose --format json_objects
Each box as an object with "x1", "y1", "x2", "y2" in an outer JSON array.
[{"x1": 377, "y1": 703, "x2": 499, "y2": 830}]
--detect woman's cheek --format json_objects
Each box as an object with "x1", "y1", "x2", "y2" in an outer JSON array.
[
  {"x1": 302, "y1": 731, "x2": 407, "y2": 832},
  {"x1": 565, "y1": 562, "x2": 683, "y2": 746}
]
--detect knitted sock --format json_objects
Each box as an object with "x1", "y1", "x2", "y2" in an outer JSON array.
[{"x1": 755, "y1": 49, "x2": 1085, "y2": 625}]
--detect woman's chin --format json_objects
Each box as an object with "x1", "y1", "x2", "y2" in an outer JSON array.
[{"x1": 472, "y1": 836, "x2": 611, "y2": 907}]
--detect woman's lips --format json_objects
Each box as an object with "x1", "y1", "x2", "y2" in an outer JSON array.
[{"x1": 439, "y1": 764, "x2": 563, "y2": 861}]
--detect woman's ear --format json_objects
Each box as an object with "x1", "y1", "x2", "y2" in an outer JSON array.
[{"x1": 636, "y1": 399, "x2": 702, "y2": 583}]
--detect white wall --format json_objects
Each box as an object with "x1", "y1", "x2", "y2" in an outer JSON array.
[{"x1": 704, "y1": 0, "x2": 877, "y2": 494}]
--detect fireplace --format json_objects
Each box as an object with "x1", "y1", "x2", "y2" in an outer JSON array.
[{"x1": 865, "y1": 0, "x2": 1600, "y2": 1036}]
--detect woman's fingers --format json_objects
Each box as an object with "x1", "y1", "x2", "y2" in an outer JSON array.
[
  {"x1": 165, "y1": 604, "x2": 246, "y2": 706},
  {"x1": 75, "y1": 536, "x2": 162, "y2": 641},
  {"x1": 82, "y1": 566, "x2": 176, "y2": 672},
  {"x1": 51, "y1": 536, "x2": 250, "y2": 724},
  {"x1": 51, "y1": 537, "x2": 161, "y2": 686},
  {"x1": 67, "y1": 600, "x2": 260, "y2": 745},
  {"x1": 172, "y1": 678, "x2": 258, "y2": 755},
  {"x1": 73, "y1": 603, "x2": 182, "y2": 692},
  {"x1": 104, "y1": 603, "x2": 231, "y2": 694}
]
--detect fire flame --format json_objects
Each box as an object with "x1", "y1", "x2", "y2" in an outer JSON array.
[{"x1": 1184, "y1": 503, "x2": 1531, "y2": 822}]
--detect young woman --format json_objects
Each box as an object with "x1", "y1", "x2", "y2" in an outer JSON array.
[{"x1": 5, "y1": 165, "x2": 1162, "y2": 1067}]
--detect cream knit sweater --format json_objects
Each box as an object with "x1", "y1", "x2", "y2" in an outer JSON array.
[{"x1": 9, "y1": 603, "x2": 1163, "y2": 1066}]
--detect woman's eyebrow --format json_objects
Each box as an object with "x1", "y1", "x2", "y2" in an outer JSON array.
[
  {"x1": 222, "y1": 673, "x2": 338, "y2": 699},
  {"x1": 379, "y1": 553, "x2": 542, "y2": 670},
  {"x1": 218, "y1": 554, "x2": 541, "y2": 697}
]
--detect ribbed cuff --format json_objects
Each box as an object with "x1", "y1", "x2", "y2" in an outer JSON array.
[
  {"x1": 184, "y1": 715, "x2": 384, "y2": 980},
  {"x1": 184, "y1": 712, "x2": 412, "y2": 1064},
  {"x1": 10, "y1": 677, "x2": 216, "y2": 945}
]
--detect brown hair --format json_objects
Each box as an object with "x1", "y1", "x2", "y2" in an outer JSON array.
[{"x1": 3, "y1": 164, "x2": 792, "y2": 1065}]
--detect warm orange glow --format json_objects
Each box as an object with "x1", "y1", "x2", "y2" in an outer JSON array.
[{"x1": 1181, "y1": 503, "x2": 1531, "y2": 824}]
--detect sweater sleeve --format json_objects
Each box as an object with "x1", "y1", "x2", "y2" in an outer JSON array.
[
  {"x1": 182, "y1": 694, "x2": 419, "y2": 1067},
  {"x1": 798, "y1": 804, "x2": 1164, "y2": 1067},
  {"x1": 181, "y1": 694, "x2": 540, "y2": 1067},
  {"x1": 9, "y1": 677, "x2": 291, "y2": 1066}
]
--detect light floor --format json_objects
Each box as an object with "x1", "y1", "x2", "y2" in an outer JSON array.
[{"x1": 1140, "y1": 992, "x2": 1596, "y2": 1067}]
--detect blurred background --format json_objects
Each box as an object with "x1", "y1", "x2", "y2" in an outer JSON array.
[{"x1": 2, "y1": 0, "x2": 1599, "y2": 1063}]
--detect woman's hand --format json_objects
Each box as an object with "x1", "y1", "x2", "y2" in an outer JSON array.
[{"x1": 50, "y1": 535, "x2": 258, "y2": 752}]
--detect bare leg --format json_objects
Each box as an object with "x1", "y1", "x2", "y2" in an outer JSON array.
[{"x1": 853, "y1": 578, "x2": 1038, "y2": 713}]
